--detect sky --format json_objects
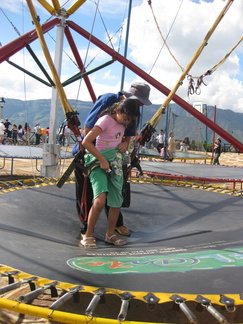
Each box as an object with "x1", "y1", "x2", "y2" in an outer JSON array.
[{"x1": 0, "y1": 0, "x2": 242, "y2": 114}]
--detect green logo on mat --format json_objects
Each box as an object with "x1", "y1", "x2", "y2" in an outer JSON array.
[{"x1": 67, "y1": 247, "x2": 243, "y2": 274}]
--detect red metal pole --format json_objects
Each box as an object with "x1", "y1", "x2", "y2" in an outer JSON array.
[
  {"x1": 0, "y1": 19, "x2": 59, "y2": 63},
  {"x1": 67, "y1": 20, "x2": 243, "y2": 153},
  {"x1": 64, "y1": 26, "x2": 97, "y2": 103},
  {"x1": 212, "y1": 105, "x2": 217, "y2": 160}
]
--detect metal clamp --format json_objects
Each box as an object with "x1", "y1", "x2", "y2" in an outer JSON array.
[{"x1": 220, "y1": 295, "x2": 236, "y2": 313}]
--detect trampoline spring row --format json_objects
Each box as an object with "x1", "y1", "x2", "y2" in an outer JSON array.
[
  {"x1": 0, "y1": 177, "x2": 75, "y2": 191},
  {"x1": 1, "y1": 265, "x2": 243, "y2": 324},
  {"x1": 129, "y1": 175, "x2": 243, "y2": 196},
  {"x1": 133, "y1": 169, "x2": 243, "y2": 191}
]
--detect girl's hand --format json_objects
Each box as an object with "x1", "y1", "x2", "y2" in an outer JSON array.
[
  {"x1": 100, "y1": 159, "x2": 110, "y2": 173},
  {"x1": 118, "y1": 141, "x2": 129, "y2": 153}
]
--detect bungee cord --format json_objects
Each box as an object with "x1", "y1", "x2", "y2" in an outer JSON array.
[
  {"x1": 0, "y1": 4, "x2": 40, "y2": 178},
  {"x1": 148, "y1": 0, "x2": 185, "y2": 74},
  {"x1": 148, "y1": 0, "x2": 240, "y2": 102},
  {"x1": 74, "y1": 0, "x2": 100, "y2": 108},
  {"x1": 147, "y1": 0, "x2": 234, "y2": 130},
  {"x1": 191, "y1": 35, "x2": 243, "y2": 95}
]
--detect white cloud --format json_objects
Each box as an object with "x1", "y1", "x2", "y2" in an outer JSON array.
[
  {"x1": 125, "y1": 0, "x2": 243, "y2": 112},
  {"x1": 0, "y1": 0, "x2": 242, "y2": 113}
]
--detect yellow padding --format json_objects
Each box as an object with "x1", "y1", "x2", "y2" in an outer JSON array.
[{"x1": 1, "y1": 265, "x2": 243, "y2": 306}]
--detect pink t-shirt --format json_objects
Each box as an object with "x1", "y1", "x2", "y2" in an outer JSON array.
[{"x1": 95, "y1": 115, "x2": 124, "y2": 151}]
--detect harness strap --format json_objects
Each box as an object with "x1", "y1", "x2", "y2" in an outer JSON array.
[
  {"x1": 79, "y1": 160, "x2": 101, "y2": 223},
  {"x1": 79, "y1": 175, "x2": 88, "y2": 223}
]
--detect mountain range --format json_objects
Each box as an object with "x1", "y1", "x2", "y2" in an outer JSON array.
[{"x1": 2, "y1": 98, "x2": 243, "y2": 146}]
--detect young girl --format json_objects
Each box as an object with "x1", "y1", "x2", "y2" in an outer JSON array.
[
  {"x1": 81, "y1": 99, "x2": 140, "y2": 248},
  {"x1": 167, "y1": 132, "x2": 179, "y2": 159},
  {"x1": 11, "y1": 124, "x2": 18, "y2": 144}
]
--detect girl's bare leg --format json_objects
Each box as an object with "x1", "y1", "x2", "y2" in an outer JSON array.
[
  {"x1": 107, "y1": 207, "x2": 120, "y2": 237},
  {"x1": 106, "y1": 207, "x2": 125, "y2": 245},
  {"x1": 83, "y1": 192, "x2": 106, "y2": 245}
]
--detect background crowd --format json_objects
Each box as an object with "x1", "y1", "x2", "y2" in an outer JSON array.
[{"x1": 0, "y1": 118, "x2": 74, "y2": 147}]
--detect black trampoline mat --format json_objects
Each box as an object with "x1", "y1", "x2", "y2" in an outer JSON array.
[
  {"x1": 0, "y1": 144, "x2": 73, "y2": 158},
  {"x1": 141, "y1": 160, "x2": 243, "y2": 180},
  {"x1": 1, "y1": 181, "x2": 243, "y2": 295}
]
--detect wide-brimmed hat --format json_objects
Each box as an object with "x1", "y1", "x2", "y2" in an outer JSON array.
[{"x1": 123, "y1": 82, "x2": 152, "y2": 106}]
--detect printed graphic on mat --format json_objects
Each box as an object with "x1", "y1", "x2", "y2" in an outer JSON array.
[{"x1": 67, "y1": 247, "x2": 243, "y2": 274}]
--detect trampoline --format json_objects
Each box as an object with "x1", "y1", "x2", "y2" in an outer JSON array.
[
  {"x1": 1, "y1": 0, "x2": 243, "y2": 321},
  {"x1": 1, "y1": 162, "x2": 243, "y2": 323},
  {"x1": 0, "y1": 145, "x2": 73, "y2": 179},
  {"x1": 140, "y1": 160, "x2": 243, "y2": 182},
  {"x1": 139, "y1": 149, "x2": 212, "y2": 163}
]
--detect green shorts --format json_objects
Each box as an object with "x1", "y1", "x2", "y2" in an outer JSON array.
[
  {"x1": 89, "y1": 167, "x2": 123, "y2": 208},
  {"x1": 85, "y1": 148, "x2": 124, "y2": 208}
]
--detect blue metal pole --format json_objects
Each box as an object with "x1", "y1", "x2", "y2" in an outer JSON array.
[
  {"x1": 120, "y1": 0, "x2": 132, "y2": 91},
  {"x1": 164, "y1": 105, "x2": 169, "y2": 161}
]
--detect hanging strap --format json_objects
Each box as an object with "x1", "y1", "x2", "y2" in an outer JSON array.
[
  {"x1": 79, "y1": 176, "x2": 88, "y2": 222},
  {"x1": 79, "y1": 160, "x2": 101, "y2": 222}
]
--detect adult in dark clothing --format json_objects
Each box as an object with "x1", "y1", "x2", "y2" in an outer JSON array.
[
  {"x1": 213, "y1": 137, "x2": 221, "y2": 165},
  {"x1": 34, "y1": 123, "x2": 42, "y2": 145},
  {"x1": 156, "y1": 129, "x2": 165, "y2": 154},
  {"x1": 74, "y1": 82, "x2": 152, "y2": 236},
  {"x1": 58, "y1": 123, "x2": 67, "y2": 146},
  {"x1": 4, "y1": 118, "x2": 12, "y2": 138}
]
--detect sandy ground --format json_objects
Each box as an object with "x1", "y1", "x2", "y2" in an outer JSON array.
[
  {"x1": 0, "y1": 148, "x2": 242, "y2": 181},
  {"x1": 0, "y1": 146, "x2": 74, "y2": 181}
]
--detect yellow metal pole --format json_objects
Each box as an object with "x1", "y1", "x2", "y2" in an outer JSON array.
[
  {"x1": 26, "y1": 0, "x2": 73, "y2": 113},
  {"x1": 149, "y1": 0, "x2": 234, "y2": 129},
  {"x1": 37, "y1": 0, "x2": 56, "y2": 15},
  {"x1": 0, "y1": 297, "x2": 164, "y2": 324},
  {"x1": 51, "y1": 0, "x2": 61, "y2": 12},
  {"x1": 67, "y1": 0, "x2": 87, "y2": 15}
]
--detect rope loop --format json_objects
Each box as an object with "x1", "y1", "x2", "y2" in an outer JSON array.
[{"x1": 187, "y1": 75, "x2": 195, "y2": 95}]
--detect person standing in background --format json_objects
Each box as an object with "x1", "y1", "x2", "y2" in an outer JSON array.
[
  {"x1": 213, "y1": 137, "x2": 221, "y2": 165},
  {"x1": 0, "y1": 119, "x2": 5, "y2": 144},
  {"x1": 11, "y1": 124, "x2": 18, "y2": 144},
  {"x1": 4, "y1": 118, "x2": 12, "y2": 138},
  {"x1": 167, "y1": 132, "x2": 178, "y2": 159},
  {"x1": 18, "y1": 125, "x2": 24, "y2": 142},
  {"x1": 24, "y1": 123, "x2": 31, "y2": 145},
  {"x1": 34, "y1": 123, "x2": 42, "y2": 145},
  {"x1": 64, "y1": 125, "x2": 71, "y2": 146},
  {"x1": 156, "y1": 129, "x2": 165, "y2": 154}
]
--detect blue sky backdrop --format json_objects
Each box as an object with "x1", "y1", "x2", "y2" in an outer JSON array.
[{"x1": 0, "y1": 0, "x2": 242, "y2": 113}]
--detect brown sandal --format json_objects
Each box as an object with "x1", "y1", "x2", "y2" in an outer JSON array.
[{"x1": 115, "y1": 225, "x2": 130, "y2": 236}]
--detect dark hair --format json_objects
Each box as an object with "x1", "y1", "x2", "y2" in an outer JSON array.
[{"x1": 99, "y1": 98, "x2": 140, "y2": 128}]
